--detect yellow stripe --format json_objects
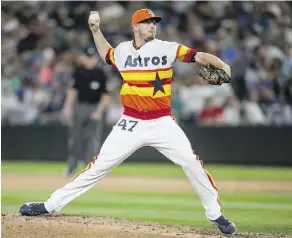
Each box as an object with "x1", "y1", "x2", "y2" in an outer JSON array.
[
  {"x1": 120, "y1": 84, "x2": 171, "y2": 98},
  {"x1": 120, "y1": 69, "x2": 173, "y2": 81},
  {"x1": 109, "y1": 49, "x2": 115, "y2": 65},
  {"x1": 178, "y1": 45, "x2": 189, "y2": 57},
  {"x1": 204, "y1": 169, "x2": 218, "y2": 191}
]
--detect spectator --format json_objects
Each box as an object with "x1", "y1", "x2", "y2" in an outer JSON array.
[
  {"x1": 1, "y1": 81, "x2": 21, "y2": 125},
  {"x1": 197, "y1": 96, "x2": 224, "y2": 126},
  {"x1": 223, "y1": 95, "x2": 241, "y2": 126},
  {"x1": 241, "y1": 90, "x2": 267, "y2": 125},
  {"x1": 1, "y1": 2, "x2": 292, "y2": 127},
  {"x1": 22, "y1": 81, "x2": 47, "y2": 124}
]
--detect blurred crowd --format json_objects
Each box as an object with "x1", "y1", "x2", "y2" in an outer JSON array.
[{"x1": 2, "y1": 1, "x2": 292, "y2": 126}]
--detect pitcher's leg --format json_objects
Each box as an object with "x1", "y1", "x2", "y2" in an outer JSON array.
[
  {"x1": 181, "y1": 157, "x2": 221, "y2": 220},
  {"x1": 149, "y1": 117, "x2": 221, "y2": 220},
  {"x1": 44, "y1": 116, "x2": 144, "y2": 213}
]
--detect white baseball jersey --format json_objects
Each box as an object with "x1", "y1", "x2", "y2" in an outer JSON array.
[
  {"x1": 106, "y1": 39, "x2": 195, "y2": 116},
  {"x1": 44, "y1": 39, "x2": 222, "y2": 222}
]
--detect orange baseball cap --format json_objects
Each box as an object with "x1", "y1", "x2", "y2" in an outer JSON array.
[{"x1": 132, "y1": 9, "x2": 162, "y2": 25}]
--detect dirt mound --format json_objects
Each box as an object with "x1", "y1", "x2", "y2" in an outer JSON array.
[{"x1": 2, "y1": 213, "x2": 288, "y2": 238}]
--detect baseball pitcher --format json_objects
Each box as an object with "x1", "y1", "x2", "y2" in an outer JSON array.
[{"x1": 20, "y1": 9, "x2": 236, "y2": 235}]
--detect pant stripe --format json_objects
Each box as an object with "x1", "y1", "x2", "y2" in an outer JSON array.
[
  {"x1": 70, "y1": 155, "x2": 99, "y2": 182},
  {"x1": 204, "y1": 170, "x2": 218, "y2": 191},
  {"x1": 204, "y1": 169, "x2": 221, "y2": 206},
  {"x1": 193, "y1": 151, "x2": 221, "y2": 206}
]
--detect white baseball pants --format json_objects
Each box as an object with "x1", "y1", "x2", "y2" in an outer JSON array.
[{"x1": 44, "y1": 115, "x2": 221, "y2": 220}]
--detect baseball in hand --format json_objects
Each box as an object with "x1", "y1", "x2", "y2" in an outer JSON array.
[
  {"x1": 89, "y1": 11, "x2": 100, "y2": 24},
  {"x1": 88, "y1": 11, "x2": 100, "y2": 32}
]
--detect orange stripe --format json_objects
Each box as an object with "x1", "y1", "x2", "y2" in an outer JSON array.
[
  {"x1": 194, "y1": 153, "x2": 220, "y2": 206},
  {"x1": 120, "y1": 67, "x2": 172, "y2": 73},
  {"x1": 71, "y1": 163, "x2": 91, "y2": 182},
  {"x1": 205, "y1": 170, "x2": 221, "y2": 208},
  {"x1": 217, "y1": 198, "x2": 221, "y2": 206},
  {"x1": 121, "y1": 94, "x2": 171, "y2": 111},
  {"x1": 92, "y1": 155, "x2": 98, "y2": 164},
  {"x1": 205, "y1": 170, "x2": 218, "y2": 191},
  {"x1": 175, "y1": 45, "x2": 181, "y2": 62},
  {"x1": 70, "y1": 155, "x2": 99, "y2": 182},
  {"x1": 195, "y1": 155, "x2": 204, "y2": 166}
]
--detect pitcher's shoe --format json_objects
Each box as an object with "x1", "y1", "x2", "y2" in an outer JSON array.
[
  {"x1": 211, "y1": 215, "x2": 237, "y2": 234},
  {"x1": 19, "y1": 202, "x2": 48, "y2": 216}
]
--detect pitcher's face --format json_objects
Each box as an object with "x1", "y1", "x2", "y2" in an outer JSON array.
[{"x1": 134, "y1": 19, "x2": 157, "y2": 41}]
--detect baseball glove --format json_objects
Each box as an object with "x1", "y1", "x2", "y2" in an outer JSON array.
[{"x1": 198, "y1": 64, "x2": 231, "y2": 85}]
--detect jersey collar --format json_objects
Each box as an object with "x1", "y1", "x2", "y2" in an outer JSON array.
[
  {"x1": 132, "y1": 38, "x2": 155, "y2": 50},
  {"x1": 132, "y1": 39, "x2": 142, "y2": 50}
]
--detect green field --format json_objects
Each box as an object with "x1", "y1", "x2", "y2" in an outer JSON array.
[
  {"x1": 2, "y1": 161, "x2": 292, "y2": 235},
  {"x1": 3, "y1": 161, "x2": 292, "y2": 180}
]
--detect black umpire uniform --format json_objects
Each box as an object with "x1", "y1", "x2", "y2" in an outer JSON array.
[{"x1": 66, "y1": 46, "x2": 110, "y2": 175}]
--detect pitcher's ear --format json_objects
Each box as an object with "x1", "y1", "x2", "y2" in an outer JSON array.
[{"x1": 132, "y1": 24, "x2": 139, "y2": 32}]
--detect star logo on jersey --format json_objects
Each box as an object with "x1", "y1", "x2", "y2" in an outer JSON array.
[{"x1": 149, "y1": 72, "x2": 167, "y2": 96}]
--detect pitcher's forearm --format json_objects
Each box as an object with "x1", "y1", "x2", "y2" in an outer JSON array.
[
  {"x1": 91, "y1": 30, "x2": 112, "y2": 64},
  {"x1": 195, "y1": 52, "x2": 225, "y2": 68}
]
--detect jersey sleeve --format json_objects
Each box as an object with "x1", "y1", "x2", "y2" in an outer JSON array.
[
  {"x1": 175, "y1": 44, "x2": 196, "y2": 63},
  {"x1": 105, "y1": 48, "x2": 118, "y2": 70}
]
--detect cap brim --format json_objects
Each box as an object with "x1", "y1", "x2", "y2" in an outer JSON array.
[{"x1": 138, "y1": 16, "x2": 162, "y2": 24}]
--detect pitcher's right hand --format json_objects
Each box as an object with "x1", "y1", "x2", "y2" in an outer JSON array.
[{"x1": 88, "y1": 11, "x2": 100, "y2": 33}]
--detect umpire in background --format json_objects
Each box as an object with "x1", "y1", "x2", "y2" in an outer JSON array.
[{"x1": 62, "y1": 46, "x2": 110, "y2": 176}]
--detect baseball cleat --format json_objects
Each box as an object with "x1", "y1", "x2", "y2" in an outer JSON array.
[
  {"x1": 19, "y1": 202, "x2": 48, "y2": 216},
  {"x1": 211, "y1": 215, "x2": 237, "y2": 234}
]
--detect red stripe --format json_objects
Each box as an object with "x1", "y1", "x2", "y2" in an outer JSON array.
[
  {"x1": 120, "y1": 67, "x2": 172, "y2": 73},
  {"x1": 183, "y1": 49, "x2": 196, "y2": 63},
  {"x1": 124, "y1": 106, "x2": 171, "y2": 120},
  {"x1": 124, "y1": 79, "x2": 171, "y2": 87},
  {"x1": 111, "y1": 64, "x2": 118, "y2": 71},
  {"x1": 106, "y1": 48, "x2": 118, "y2": 70}
]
